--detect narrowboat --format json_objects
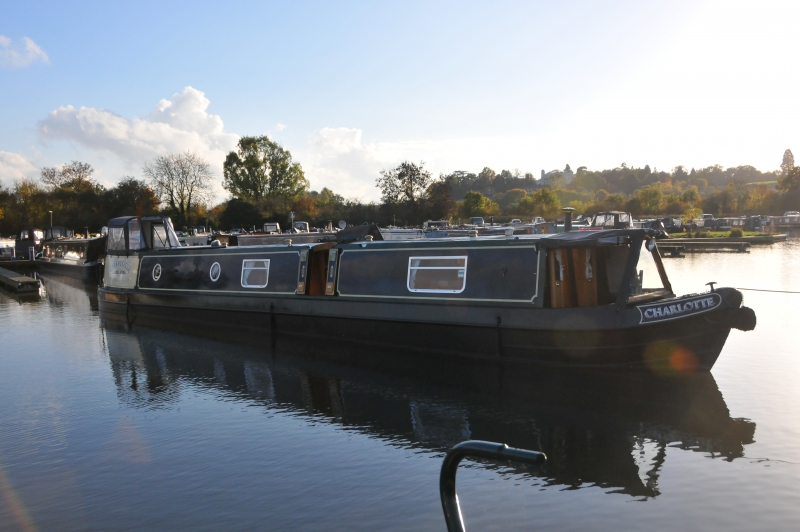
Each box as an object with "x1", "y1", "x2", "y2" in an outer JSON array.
[
  {"x1": 97, "y1": 215, "x2": 756, "y2": 371},
  {"x1": 770, "y1": 212, "x2": 800, "y2": 229},
  {"x1": 38, "y1": 226, "x2": 107, "y2": 280},
  {"x1": 14, "y1": 227, "x2": 44, "y2": 260}
]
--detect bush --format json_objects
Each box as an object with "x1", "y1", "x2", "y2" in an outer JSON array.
[{"x1": 729, "y1": 228, "x2": 743, "y2": 238}]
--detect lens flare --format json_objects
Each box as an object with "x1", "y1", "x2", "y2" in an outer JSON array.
[{"x1": 644, "y1": 341, "x2": 698, "y2": 375}]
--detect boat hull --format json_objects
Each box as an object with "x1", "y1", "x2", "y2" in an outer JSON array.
[
  {"x1": 98, "y1": 288, "x2": 740, "y2": 372},
  {"x1": 39, "y1": 259, "x2": 102, "y2": 281}
]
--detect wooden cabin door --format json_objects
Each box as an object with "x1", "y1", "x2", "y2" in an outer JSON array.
[{"x1": 548, "y1": 248, "x2": 598, "y2": 308}]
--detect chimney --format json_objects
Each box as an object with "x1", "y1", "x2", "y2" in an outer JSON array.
[{"x1": 562, "y1": 207, "x2": 575, "y2": 232}]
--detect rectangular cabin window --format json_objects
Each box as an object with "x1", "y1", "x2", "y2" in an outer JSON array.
[
  {"x1": 128, "y1": 219, "x2": 146, "y2": 250},
  {"x1": 407, "y1": 256, "x2": 467, "y2": 293},
  {"x1": 108, "y1": 227, "x2": 126, "y2": 251},
  {"x1": 241, "y1": 259, "x2": 270, "y2": 288}
]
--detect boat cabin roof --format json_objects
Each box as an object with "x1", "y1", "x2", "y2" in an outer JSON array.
[
  {"x1": 338, "y1": 228, "x2": 656, "y2": 250},
  {"x1": 106, "y1": 215, "x2": 181, "y2": 253}
]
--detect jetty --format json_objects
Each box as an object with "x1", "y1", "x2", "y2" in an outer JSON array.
[{"x1": 0, "y1": 266, "x2": 41, "y2": 293}]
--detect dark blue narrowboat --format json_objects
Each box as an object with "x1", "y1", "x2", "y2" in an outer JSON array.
[
  {"x1": 97, "y1": 215, "x2": 756, "y2": 371},
  {"x1": 38, "y1": 226, "x2": 107, "y2": 280}
]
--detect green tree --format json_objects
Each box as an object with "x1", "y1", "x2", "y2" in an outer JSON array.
[
  {"x1": 633, "y1": 184, "x2": 664, "y2": 214},
  {"x1": 519, "y1": 188, "x2": 561, "y2": 217},
  {"x1": 459, "y1": 191, "x2": 498, "y2": 218},
  {"x1": 223, "y1": 136, "x2": 309, "y2": 201},
  {"x1": 680, "y1": 185, "x2": 700, "y2": 204},
  {"x1": 219, "y1": 198, "x2": 263, "y2": 230},
  {"x1": 376, "y1": 161, "x2": 432, "y2": 206},
  {"x1": 425, "y1": 176, "x2": 455, "y2": 220},
  {"x1": 778, "y1": 166, "x2": 800, "y2": 192}
]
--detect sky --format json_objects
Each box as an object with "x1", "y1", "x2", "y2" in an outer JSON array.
[{"x1": 1, "y1": 0, "x2": 799, "y2": 203}]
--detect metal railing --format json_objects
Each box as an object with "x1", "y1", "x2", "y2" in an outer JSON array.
[{"x1": 440, "y1": 440, "x2": 547, "y2": 532}]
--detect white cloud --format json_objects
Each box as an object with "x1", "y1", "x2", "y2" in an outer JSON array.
[
  {"x1": 275, "y1": 123, "x2": 286, "y2": 131},
  {"x1": 300, "y1": 127, "x2": 397, "y2": 200},
  {"x1": 0, "y1": 36, "x2": 49, "y2": 67},
  {"x1": 37, "y1": 87, "x2": 239, "y2": 199},
  {"x1": 0, "y1": 151, "x2": 39, "y2": 187},
  {"x1": 299, "y1": 127, "x2": 551, "y2": 201}
]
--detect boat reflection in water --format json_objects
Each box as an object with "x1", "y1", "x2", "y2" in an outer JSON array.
[
  {"x1": 102, "y1": 321, "x2": 755, "y2": 499},
  {"x1": 39, "y1": 272, "x2": 100, "y2": 310}
]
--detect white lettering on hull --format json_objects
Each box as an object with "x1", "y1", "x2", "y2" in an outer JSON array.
[{"x1": 638, "y1": 293, "x2": 722, "y2": 324}]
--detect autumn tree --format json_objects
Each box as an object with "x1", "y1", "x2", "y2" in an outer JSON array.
[
  {"x1": 223, "y1": 136, "x2": 308, "y2": 201},
  {"x1": 143, "y1": 151, "x2": 214, "y2": 227}
]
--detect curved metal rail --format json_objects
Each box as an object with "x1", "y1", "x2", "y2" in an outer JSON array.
[{"x1": 440, "y1": 440, "x2": 547, "y2": 532}]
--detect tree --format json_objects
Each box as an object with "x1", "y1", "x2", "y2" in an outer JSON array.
[
  {"x1": 781, "y1": 149, "x2": 794, "y2": 176},
  {"x1": 680, "y1": 186, "x2": 700, "y2": 204},
  {"x1": 104, "y1": 177, "x2": 160, "y2": 218},
  {"x1": 143, "y1": 151, "x2": 214, "y2": 227},
  {"x1": 376, "y1": 161, "x2": 432, "y2": 206},
  {"x1": 778, "y1": 166, "x2": 800, "y2": 192},
  {"x1": 219, "y1": 198, "x2": 263, "y2": 230},
  {"x1": 40, "y1": 161, "x2": 95, "y2": 191},
  {"x1": 519, "y1": 189, "x2": 561, "y2": 217},
  {"x1": 425, "y1": 176, "x2": 455, "y2": 220},
  {"x1": 459, "y1": 191, "x2": 498, "y2": 218},
  {"x1": 223, "y1": 136, "x2": 308, "y2": 201}
]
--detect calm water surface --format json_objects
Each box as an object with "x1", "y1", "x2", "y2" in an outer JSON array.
[{"x1": 1, "y1": 235, "x2": 800, "y2": 531}]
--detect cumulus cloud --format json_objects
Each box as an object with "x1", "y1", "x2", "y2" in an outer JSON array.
[
  {"x1": 275, "y1": 123, "x2": 286, "y2": 131},
  {"x1": 0, "y1": 35, "x2": 49, "y2": 67},
  {"x1": 0, "y1": 151, "x2": 39, "y2": 187},
  {"x1": 37, "y1": 87, "x2": 239, "y2": 198}
]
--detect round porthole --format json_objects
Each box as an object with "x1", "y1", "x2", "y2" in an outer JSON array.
[
  {"x1": 152, "y1": 263, "x2": 162, "y2": 281},
  {"x1": 210, "y1": 262, "x2": 221, "y2": 282}
]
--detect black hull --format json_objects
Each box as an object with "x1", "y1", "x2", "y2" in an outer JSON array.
[
  {"x1": 38, "y1": 260, "x2": 100, "y2": 281},
  {"x1": 99, "y1": 289, "x2": 735, "y2": 372}
]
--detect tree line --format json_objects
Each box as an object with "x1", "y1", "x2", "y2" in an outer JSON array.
[{"x1": 2, "y1": 142, "x2": 799, "y2": 237}]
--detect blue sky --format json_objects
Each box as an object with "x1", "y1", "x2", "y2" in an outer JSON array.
[{"x1": 2, "y1": 0, "x2": 798, "y2": 202}]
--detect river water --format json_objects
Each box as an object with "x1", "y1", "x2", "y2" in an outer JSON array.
[{"x1": 1, "y1": 235, "x2": 799, "y2": 531}]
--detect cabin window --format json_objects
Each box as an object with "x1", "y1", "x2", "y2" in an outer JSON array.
[
  {"x1": 152, "y1": 225, "x2": 169, "y2": 249},
  {"x1": 241, "y1": 259, "x2": 270, "y2": 288},
  {"x1": 128, "y1": 219, "x2": 146, "y2": 250},
  {"x1": 108, "y1": 227, "x2": 126, "y2": 251},
  {"x1": 20, "y1": 230, "x2": 30, "y2": 239},
  {"x1": 630, "y1": 241, "x2": 667, "y2": 296},
  {"x1": 407, "y1": 256, "x2": 467, "y2": 293}
]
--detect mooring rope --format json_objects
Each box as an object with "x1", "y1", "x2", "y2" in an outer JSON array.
[{"x1": 737, "y1": 288, "x2": 800, "y2": 294}]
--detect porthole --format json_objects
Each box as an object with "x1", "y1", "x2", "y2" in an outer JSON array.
[
  {"x1": 152, "y1": 263, "x2": 162, "y2": 281},
  {"x1": 210, "y1": 262, "x2": 221, "y2": 282}
]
